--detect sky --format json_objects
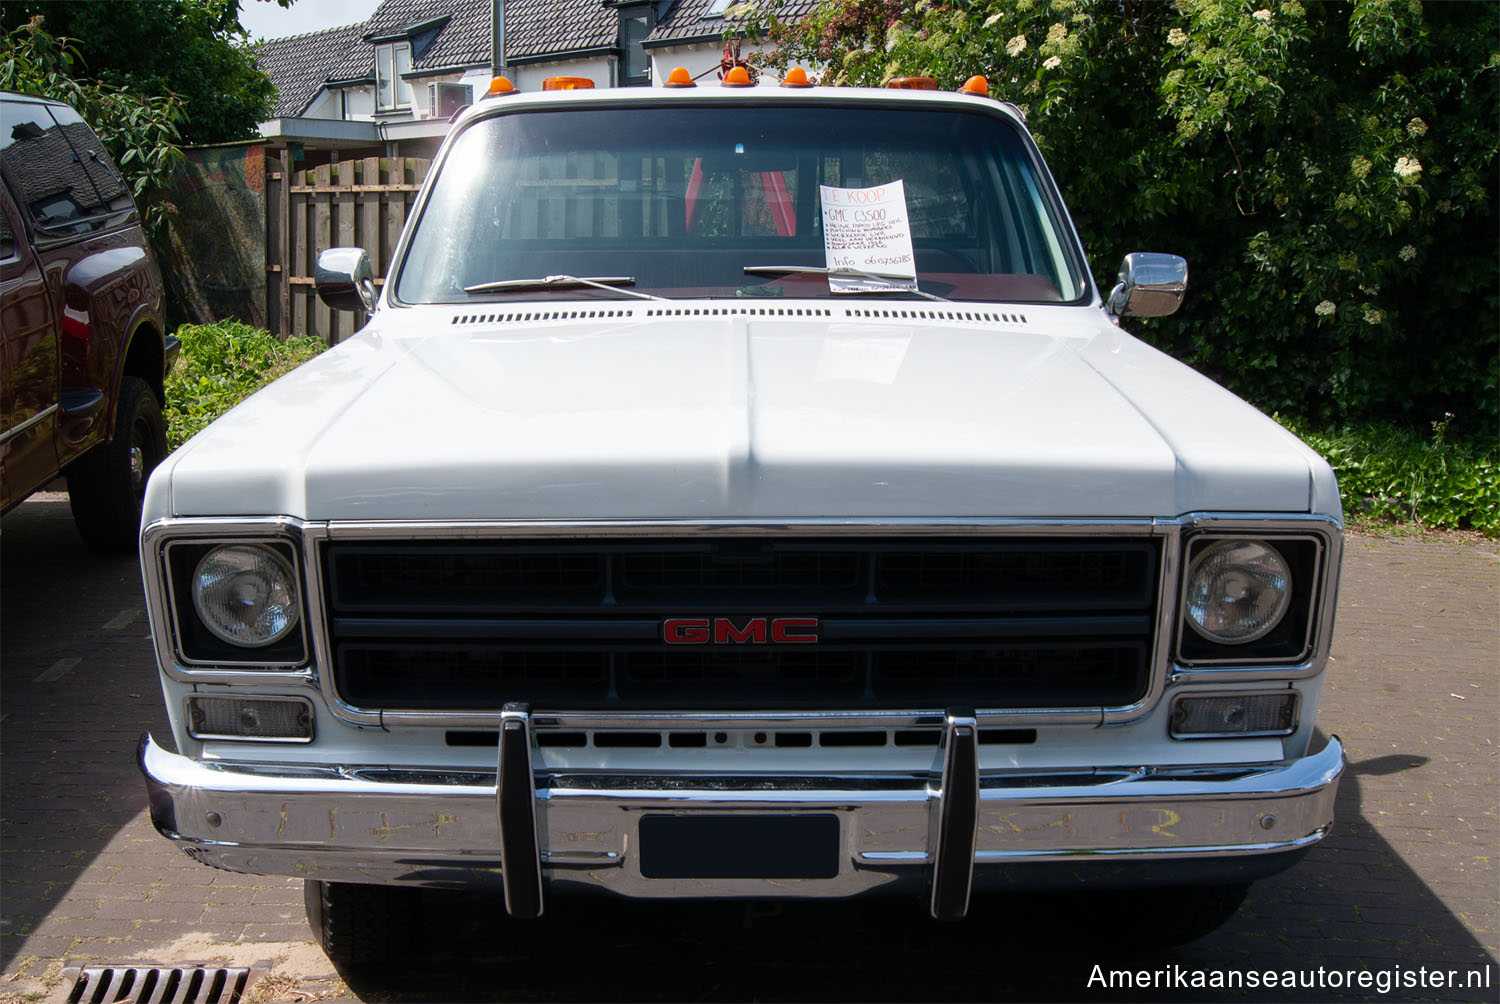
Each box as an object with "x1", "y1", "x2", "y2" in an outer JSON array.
[{"x1": 238, "y1": 0, "x2": 383, "y2": 41}]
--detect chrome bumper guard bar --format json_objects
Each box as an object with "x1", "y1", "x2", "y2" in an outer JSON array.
[{"x1": 139, "y1": 721, "x2": 1344, "y2": 921}]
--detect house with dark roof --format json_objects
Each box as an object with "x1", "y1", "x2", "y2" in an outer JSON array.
[{"x1": 253, "y1": 0, "x2": 817, "y2": 158}]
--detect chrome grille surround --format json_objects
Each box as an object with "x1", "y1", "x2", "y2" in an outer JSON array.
[{"x1": 141, "y1": 514, "x2": 1342, "y2": 732}]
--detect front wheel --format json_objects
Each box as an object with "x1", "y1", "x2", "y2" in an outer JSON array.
[
  {"x1": 304, "y1": 879, "x2": 420, "y2": 968},
  {"x1": 67, "y1": 375, "x2": 166, "y2": 552}
]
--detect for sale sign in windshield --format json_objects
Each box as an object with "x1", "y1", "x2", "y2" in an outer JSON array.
[{"x1": 820, "y1": 180, "x2": 918, "y2": 294}]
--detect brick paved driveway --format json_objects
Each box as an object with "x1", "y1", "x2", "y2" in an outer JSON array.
[{"x1": 2, "y1": 497, "x2": 1495, "y2": 1002}]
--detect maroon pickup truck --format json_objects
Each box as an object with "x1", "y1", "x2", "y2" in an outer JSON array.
[{"x1": 1, "y1": 91, "x2": 177, "y2": 550}]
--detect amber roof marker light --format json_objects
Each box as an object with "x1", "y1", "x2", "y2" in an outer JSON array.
[
  {"x1": 959, "y1": 75, "x2": 990, "y2": 96},
  {"x1": 722, "y1": 66, "x2": 753, "y2": 87},
  {"x1": 486, "y1": 76, "x2": 518, "y2": 96},
  {"x1": 543, "y1": 76, "x2": 595, "y2": 90},
  {"x1": 886, "y1": 77, "x2": 937, "y2": 90},
  {"x1": 781, "y1": 67, "x2": 813, "y2": 88},
  {"x1": 665, "y1": 66, "x2": 696, "y2": 88}
]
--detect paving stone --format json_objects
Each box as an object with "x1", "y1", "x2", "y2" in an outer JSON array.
[{"x1": 241, "y1": 922, "x2": 319, "y2": 942}]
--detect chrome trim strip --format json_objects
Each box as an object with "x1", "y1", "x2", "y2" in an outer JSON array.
[
  {"x1": 1098, "y1": 518, "x2": 1179, "y2": 727},
  {"x1": 299, "y1": 524, "x2": 376, "y2": 724},
  {"x1": 321, "y1": 517, "x2": 1163, "y2": 539},
  {"x1": 0, "y1": 405, "x2": 58, "y2": 446},
  {"x1": 970, "y1": 827, "x2": 1329, "y2": 863}
]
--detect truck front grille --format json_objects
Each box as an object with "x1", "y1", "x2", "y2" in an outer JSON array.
[{"x1": 322, "y1": 537, "x2": 1160, "y2": 712}]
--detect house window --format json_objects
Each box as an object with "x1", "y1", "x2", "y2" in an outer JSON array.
[
  {"x1": 376, "y1": 42, "x2": 413, "y2": 111},
  {"x1": 617, "y1": 4, "x2": 653, "y2": 86}
]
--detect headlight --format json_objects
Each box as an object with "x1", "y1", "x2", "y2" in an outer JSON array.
[
  {"x1": 192, "y1": 544, "x2": 301, "y2": 647},
  {"x1": 1183, "y1": 539, "x2": 1291, "y2": 645}
]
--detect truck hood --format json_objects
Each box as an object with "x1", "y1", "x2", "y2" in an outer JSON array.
[{"x1": 155, "y1": 303, "x2": 1334, "y2": 522}]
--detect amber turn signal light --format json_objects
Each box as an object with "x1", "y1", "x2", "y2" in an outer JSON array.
[
  {"x1": 665, "y1": 66, "x2": 696, "y2": 88},
  {"x1": 543, "y1": 76, "x2": 595, "y2": 90},
  {"x1": 486, "y1": 76, "x2": 517, "y2": 96},
  {"x1": 960, "y1": 75, "x2": 989, "y2": 96},
  {"x1": 723, "y1": 66, "x2": 753, "y2": 87},
  {"x1": 781, "y1": 67, "x2": 813, "y2": 88}
]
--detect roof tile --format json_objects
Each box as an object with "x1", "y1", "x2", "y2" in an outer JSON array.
[
  {"x1": 646, "y1": 0, "x2": 819, "y2": 45},
  {"x1": 501, "y1": 0, "x2": 616, "y2": 60},
  {"x1": 256, "y1": 22, "x2": 368, "y2": 117}
]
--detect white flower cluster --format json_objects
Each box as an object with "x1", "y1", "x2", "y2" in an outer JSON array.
[
  {"x1": 1253, "y1": 9, "x2": 1273, "y2": 21},
  {"x1": 1167, "y1": 27, "x2": 1188, "y2": 46},
  {"x1": 1315, "y1": 300, "x2": 1337, "y2": 317},
  {"x1": 1399, "y1": 244, "x2": 1417, "y2": 261},
  {"x1": 1043, "y1": 55, "x2": 1062, "y2": 70},
  {"x1": 1393, "y1": 155, "x2": 1422, "y2": 178},
  {"x1": 1407, "y1": 117, "x2": 1428, "y2": 137},
  {"x1": 1363, "y1": 305, "x2": 1384, "y2": 325},
  {"x1": 1006, "y1": 34, "x2": 1028, "y2": 57}
]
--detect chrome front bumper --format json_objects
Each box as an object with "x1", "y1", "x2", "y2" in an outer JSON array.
[{"x1": 139, "y1": 720, "x2": 1344, "y2": 920}]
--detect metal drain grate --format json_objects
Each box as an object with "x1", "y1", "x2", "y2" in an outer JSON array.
[{"x1": 62, "y1": 961, "x2": 271, "y2": 1004}]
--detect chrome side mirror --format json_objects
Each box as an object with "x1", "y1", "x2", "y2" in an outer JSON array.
[
  {"x1": 1106, "y1": 252, "x2": 1188, "y2": 318},
  {"x1": 315, "y1": 247, "x2": 376, "y2": 312}
]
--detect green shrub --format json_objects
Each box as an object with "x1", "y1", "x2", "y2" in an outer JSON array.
[
  {"x1": 164, "y1": 320, "x2": 326, "y2": 450},
  {"x1": 1278, "y1": 415, "x2": 1499, "y2": 535}
]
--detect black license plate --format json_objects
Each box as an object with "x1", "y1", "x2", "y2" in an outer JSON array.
[{"x1": 638, "y1": 814, "x2": 840, "y2": 880}]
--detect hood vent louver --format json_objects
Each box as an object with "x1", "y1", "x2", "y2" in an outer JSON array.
[
  {"x1": 642, "y1": 306, "x2": 835, "y2": 318},
  {"x1": 840, "y1": 306, "x2": 1028, "y2": 325},
  {"x1": 451, "y1": 308, "x2": 636, "y2": 325}
]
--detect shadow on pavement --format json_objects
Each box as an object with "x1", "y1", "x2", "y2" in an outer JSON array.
[{"x1": 1, "y1": 499, "x2": 173, "y2": 970}]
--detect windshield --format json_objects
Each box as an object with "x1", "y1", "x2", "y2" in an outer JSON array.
[{"x1": 394, "y1": 104, "x2": 1087, "y2": 304}]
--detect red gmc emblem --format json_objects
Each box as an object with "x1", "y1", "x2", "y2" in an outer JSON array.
[{"x1": 662, "y1": 617, "x2": 820, "y2": 645}]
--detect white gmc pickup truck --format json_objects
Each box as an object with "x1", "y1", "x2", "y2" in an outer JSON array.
[{"x1": 137, "y1": 73, "x2": 1345, "y2": 964}]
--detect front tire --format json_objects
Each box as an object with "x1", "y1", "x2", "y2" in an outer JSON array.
[
  {"x1": 67, "y1": 375, "x2": 166, "y2": 552},
  {"x1": 304, "y1": 879, "x2": 420, "y2": 968}
]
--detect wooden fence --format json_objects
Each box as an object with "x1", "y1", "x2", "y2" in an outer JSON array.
[{"x1": 265, "y1": 157, "x2": 431, "y2": 343}]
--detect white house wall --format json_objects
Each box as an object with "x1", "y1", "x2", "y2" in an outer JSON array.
[
  {"x1": 302, "y1": 89, "x2": 343, "y2": 119},
  {"x1": 342, "y1": 85, "x2": 377, "y2": 120}
]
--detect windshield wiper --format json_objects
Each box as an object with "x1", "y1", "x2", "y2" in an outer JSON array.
[
  {"x1": 743, "y1": 265, "x2": 950, "y2": 302},
  {"x1": 463, "y1": 274, "x2": 667, "y2": 301}
]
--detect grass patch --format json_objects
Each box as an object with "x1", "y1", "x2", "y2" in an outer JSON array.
[
  {"x1": 165, "y1": 320, "x2": 327, "y2": 450},
  {"x1": 1278, "y1": 415, "x2": 1499, "y2": 537}
]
